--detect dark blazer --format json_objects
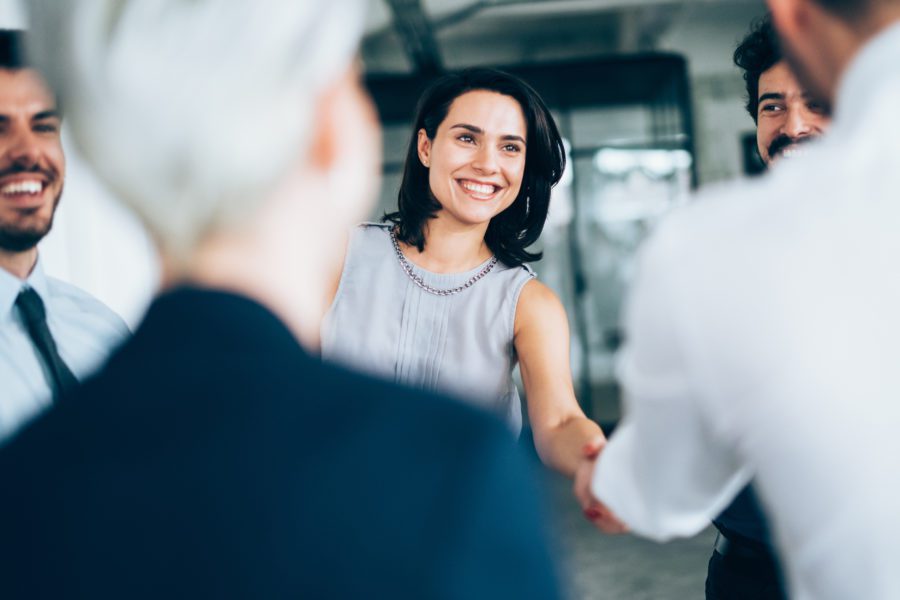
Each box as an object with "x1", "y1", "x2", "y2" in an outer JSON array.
[{"x1": 0, "y1": 288, "x2": 560, "y2": 599}]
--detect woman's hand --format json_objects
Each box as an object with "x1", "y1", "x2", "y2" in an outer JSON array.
[{"x1": 573, "y1": 436, "x2": 629, "y2": 534}]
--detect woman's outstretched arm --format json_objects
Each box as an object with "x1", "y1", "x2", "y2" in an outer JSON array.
[{"x1": 514, "y1": 279, "x2": 605, "y2": 478}]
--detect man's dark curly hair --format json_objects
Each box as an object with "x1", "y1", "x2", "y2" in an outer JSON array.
[{"x1": 733, "y1": 14, "x2": 781, "y2": 123}]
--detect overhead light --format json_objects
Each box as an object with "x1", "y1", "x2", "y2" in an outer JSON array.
[{"x1": 594, "y1": 148, "x2": 692, "y2": 178}]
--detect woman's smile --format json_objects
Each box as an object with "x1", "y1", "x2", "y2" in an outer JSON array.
[{"x1": 456, "y1": 178, "x2": 504, "y2": 201}]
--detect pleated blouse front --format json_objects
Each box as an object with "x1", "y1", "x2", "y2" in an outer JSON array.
[{"x1": 321, "y1": 222, "x2": 536, "y2": 434}]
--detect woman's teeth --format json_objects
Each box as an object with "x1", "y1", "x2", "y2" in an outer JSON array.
[{"x1": 462, "y1": 181, "x2": 496, "y2": 196}]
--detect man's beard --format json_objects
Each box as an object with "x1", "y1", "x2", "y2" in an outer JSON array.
[
  {"x1": 0, "y1": 188, "x2": 63, "y2": 252},
  {"x1": 767, "y1": 134, "x2": 816, "y2": 161},
  {"x1": 0, "y1": 160, "x2": 62, "y2": 252}
]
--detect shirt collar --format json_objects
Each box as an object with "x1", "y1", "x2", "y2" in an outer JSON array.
[
  {"x1": 834, "y1": 20, "x2": 900, "y2": 132},
  {"x1": 0, "y1": 255, "x2": 51, "y2": 321}
]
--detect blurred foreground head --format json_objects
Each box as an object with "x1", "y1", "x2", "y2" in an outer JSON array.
[
  {"x1": 767, "y1": 0, "x2": 900, "y2": 103},
  {"x1": 26, "y1": 0, "x2": 379, "y2": 295}
]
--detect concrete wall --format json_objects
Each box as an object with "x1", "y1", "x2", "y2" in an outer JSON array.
[{"x1": 658, "y1": 1, "x2": 766, "y2": 185}]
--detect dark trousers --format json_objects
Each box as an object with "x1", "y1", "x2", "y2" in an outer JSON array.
[{"x1": 705, "y1": 541, "x2": 788, "y2": 600}]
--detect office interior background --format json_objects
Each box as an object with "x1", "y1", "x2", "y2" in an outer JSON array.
[{"x1": 1, "y1": 1, "x2": 770, "y2": 597}]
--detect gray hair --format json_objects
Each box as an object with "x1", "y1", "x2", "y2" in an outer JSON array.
[{"x1": 26, "y1": 1, "x2": 367, "y2": 260}]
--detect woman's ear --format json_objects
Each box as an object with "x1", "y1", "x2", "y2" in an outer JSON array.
[{"x1": 417, "y1": 128, "x2": 431, "y2": 168}]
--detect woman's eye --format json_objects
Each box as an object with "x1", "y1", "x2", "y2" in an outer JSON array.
[{"x1": 503, "y1": 144, "x2": 522, "y2": 153}]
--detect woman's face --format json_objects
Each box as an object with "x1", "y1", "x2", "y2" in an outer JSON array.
[{"x1": 418, "y1": 90, "x2": 527, "y2": 229}]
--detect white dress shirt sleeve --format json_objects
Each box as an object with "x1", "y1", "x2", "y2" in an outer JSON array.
[{"x1": 591, "y1": 219, "x2": 751, "y2": 541}]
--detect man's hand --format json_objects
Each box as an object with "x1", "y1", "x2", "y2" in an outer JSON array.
[{"x1": 572, "y1": 435, "x2": 629, "y2": 534}]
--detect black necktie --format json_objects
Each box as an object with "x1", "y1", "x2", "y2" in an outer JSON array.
[{"x1": 15, "y1": 287, "x2": 79, "y2": 400}]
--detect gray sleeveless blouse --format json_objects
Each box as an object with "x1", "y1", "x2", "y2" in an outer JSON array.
[{"x1": 322, "y1": 222, "x2": 536, "y2": 434}]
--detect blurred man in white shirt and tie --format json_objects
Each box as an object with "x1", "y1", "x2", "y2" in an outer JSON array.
[
  {"x1": 575, "y1": 0, "x2": 900, "y2": 598},
  {"x1": 0, "y1": 30, "x2": 127, "y2": 441}
]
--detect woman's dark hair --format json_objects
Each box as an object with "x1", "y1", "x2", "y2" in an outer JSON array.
[{"x1": 385, "y1": 67, "x2": 565, "y2": 267}]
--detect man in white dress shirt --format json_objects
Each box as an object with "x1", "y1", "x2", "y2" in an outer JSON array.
[
  {"x1": 0, "y1": 30, "x2": 127, "y2": 441},
  {"x1": 701, "y1": 14, "x2": 833, "y2": 600},
  {"x1": 575, "y1": 0, "x2": 900, "y2": 598}
]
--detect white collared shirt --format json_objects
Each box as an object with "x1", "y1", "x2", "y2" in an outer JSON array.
[
  {"x1": 593, "y1": 22, "x2": 900, "y2": 600},
  {"x1": 0, "y1": 257, "x2": 128, "y2": 442}
]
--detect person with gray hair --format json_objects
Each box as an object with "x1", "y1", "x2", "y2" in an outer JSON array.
[
  {"x1": 0, "y1": 3, "x2": 562, "y2": 598},
  {"x1": 574, "y1": 0, "x2": 900, "y2": 597}
]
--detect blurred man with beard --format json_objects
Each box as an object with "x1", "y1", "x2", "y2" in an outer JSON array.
[
  {"x1": 576, "y1": 0, "x2": 900, "y2": 597},
  {"x1": 0, "y1": 29, "x2": 126, "y2": 442},
  {"x1": 701, "y1": 15, "x2": 834, "y2": 600}
]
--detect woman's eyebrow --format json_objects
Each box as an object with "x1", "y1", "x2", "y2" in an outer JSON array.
[{"x1": 450, "y1": 123, "x2": 526, "y2": 145}]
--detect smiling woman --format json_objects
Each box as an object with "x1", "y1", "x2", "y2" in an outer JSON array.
[
  {"x1": 390, "y1": 68, "x2": 564, "y2": 267},
  {"x1": 322, "y1": 69, "x2": 612, "y2": 501},
  {"x1": 416, "y1": 90, "x2": 528, "y2": 240}
]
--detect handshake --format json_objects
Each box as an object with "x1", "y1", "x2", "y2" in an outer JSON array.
[{"x1": 573, "y1": 436, "x2": 628, "y2": 535}]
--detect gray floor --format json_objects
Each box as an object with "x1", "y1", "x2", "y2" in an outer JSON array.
[{"x1": 542, "y1": 471, "x2": 715, "y2": 600}]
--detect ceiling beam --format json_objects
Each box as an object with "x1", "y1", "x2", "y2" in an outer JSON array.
[
  {"x1": 432, "y1": 0, "x2": 760, "y2": 29},
  {"x1": 386, "y1": 0, "x2": 444, "y2": 74}
]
